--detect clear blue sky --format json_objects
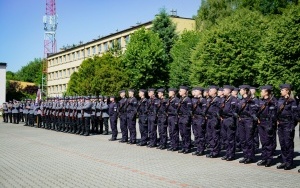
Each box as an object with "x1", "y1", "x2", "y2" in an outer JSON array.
[{"x1": 0, "y1": 0, "x2": 201, "y2": 72}]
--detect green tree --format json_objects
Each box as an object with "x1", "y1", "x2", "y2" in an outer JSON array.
[
  {"x1": 169, "y1": 30, "x2": 201, "y2": 87},
  {"x1": 152, "y1": 8, "x2": 178, "y2": 65},
  {"x1": 66, "y1": 72, "x2": 80, "y2": 95},
  {"x1": 91, "y1": 53, "x2": 129, "y2": 96},
  {"x1": 123, "y1": 27, "x2": 167, "y2": 89},
  {"x1": 15, "y1": 58, "x2": 43, "y2": 85},
  {"x1": 66, "y1": 53, "x2": 128, "y2": 96},
  {"x1": 256, "y1": 4, "x2": 300, "y2": 92},
  {"x1": 195, "y1": 0, "x2": 236, "y2": 30},
  {"x1": 6, "y1": 71, "x2": 16, "y2": 80},
  {"x1": 190, "y1": 9, "x2": 268, "y2": 87}
]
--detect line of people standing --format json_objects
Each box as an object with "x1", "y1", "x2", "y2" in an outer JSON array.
[{"x1": 1, "y1": 83, "x2": 299, "y2": 172}]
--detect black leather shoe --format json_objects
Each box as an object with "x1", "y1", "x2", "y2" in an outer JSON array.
[
  {"x1": 130, "y1": 141, "x2": 136, "y2": 145},
  {"x1": 257, "y1": 160, "x2": 267, "y2": 166},
  {"x1": 284, "y1": 165, "x2": 293, "y2": 170},
  {"x1": 277, "y1": 163, "x2": 286, "y2": 169},
  {"x1": 156, "y1": 145, "x2": 162, "y2": 149},
  {"x1": 236, "y1": 148, "x2": 242, "y2": 152},
  {"x1": 109, "y1": 138, "x2": 116, "y2": 141},
  {"x1": 178, "y1": 149, "x2": 185, "y2": 153},
  {"x1": 160, "y1": 146, "x2": 166, "y2": 150},
  {"x1": 192, "y1": 151, "x2": 199, "y2": 156},
  {"x1": 127, "y1": 141, "x2": 131, "y2": 144},
  {"x1": 206, "y1": 154, "x2": 212, "y2": 158},
  {"x1": 265, "y1": 162, "x2": 272, "y2": 167},
  {"x1": 298, "y1": 169, "x2": 300, "y2": 173},
  {"x1": 221, "y1": 156, "x2": 227, "y2": 160},
  {"x1": 244, "y1": 159, "x2": 253, "y2": 164},
  {"x1": 172, "y1": 148, "x2": 179, "y2": 152},
  {"x1": 226, "y1": 157, "x2": 235, "y2": 161},
  {"x1": 239, "y1": 158, "x2": 247, "y2": 163},
  {"x1": 167, "y1": 147, "x2": 174, "y2": 151},
  {"x1": 138, "y1": 143, "x2": 147, "y2": 146},
  {"x1": 119, "y1": 140, "x2": 126, "y2": 143},
  {"x1": 183, "y1": 150, "x2": 190, "y2": 154}
]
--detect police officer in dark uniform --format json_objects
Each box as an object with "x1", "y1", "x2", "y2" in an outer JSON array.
[
  {"x1": 250, "y1": 87, "x2": 260, "y2": 151},
  {"x1": 136, "y1": 90, "x2": 148, "y2": 146},
  {"x1": 63, "y1": 97, "x2": 70, "y2": 132},
  {"x1": 76, "y1": 97, "x2": 84, "y2": 135},
  {"x1": 7, "y1": 101, "x2": 13, "y2": 123},
  {"x1": 108, "y1": 96, "x2": 118, "y2": 141},
  {"x1": 2, "y1": 102, "x2": 8, "y2": 123},
  {"x1": 220, "y1": 85, "x2": 238, "y2": 161},
  {"x1": 101, "y1": 96, "x2": 110, "y2": 135},
  {"x1": 96, "y1": 96, "x2": 104, "y2": 134},
  {"x1": 147, "y1": 88, "x2": 160, "y2": 148},
  {"x1": 29, "y1": 100, "x2": 35, "y2": 127},
  {"x1": 237, "y1": 85, "x2": 258, "y2": 164},
  {"x1": 167, "y1": 88, "x2": 180, "y2": 151},
  {"x1": 126, "y1": 89, "x2": 138, "y2": 144},
  {"x1": 205, "y1": 86, "x2": 221, "y2": 158},
  {"x1": 256, "y1": 85, "x2": 277, "y2": 167},
  {"x1": 19, "y1": 101, "x2": 24, "y2": 123},
  {"x1": 71, "y1": 97, "x2": 78, "y2": 133},
  {"x1": 276, "y1": 84, "x2": 298, "y2": 170},
  {"x1": 232, "y1": 88, "x2": 242, "y2": 152},
  {"x1": 90, "y1": 96, "x2": 97, "y2": 134},
  {"x1": 156, "y1": 88, "x2": 168, "y2": 150},
  {"x1": 177, "y1": 86, "x2": 192, "y2": 154},
  {"x1": 191, "y1": 87, "x2": 207, "y2": 156},
  {"x1": 82, "y1": 96, "x2": 92, "y2": 136},
  {"x1": 12, "y1": 100, "x2": 20, "y2": 124},
  {"x1": 118, "y1": 90, "x2": 128, "y2": 143}
]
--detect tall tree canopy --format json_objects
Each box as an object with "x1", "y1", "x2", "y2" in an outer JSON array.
[{"x1": 123, "y1": 27, "x2": 167, "y2": 89}]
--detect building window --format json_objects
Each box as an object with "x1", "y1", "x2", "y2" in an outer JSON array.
[
  {"x1": 59, "y1": 57, "x2": 62, "y2": 63},
  {"x1": 63, "y1": 55, "x2": 66, "y2": 62},
  {"x1": 98, "y1": 44, "x2": 101, "y2": 53},
  {"x1": 56, "y1": 85, "x2": 58, "y2": 92},
  {"x1": 68, "y1": 69, "x2": 70, "y2": 76},
  {"x1": 67, "y1": 54, "x2": 69, "y2": 61},
  {"x1": 77, "y1": 51, "x2": 80, "y2": 59},
  {"x1": 56, "y1": 71, "x2": 58, "y2": 78},
  {"x1": 87, "y1": 48, "x2": 90, "y2": 56},
  {"x1": 125, "y1": 35, "x2": 130, "y2": 44},
  {"x1": 117, "y1": 38, "x2": 121, "y2": 47},
  {"x1": 73, "y1": 53, "x2": 75, "y2": 60},
  {"x1": 82, "y1": 50, "x2": 85, "y2": 57},
  {"x1": 104, "y1": 42, "x2": 108, "y2": 51},
  {"x1": 59, "y1": 71, "x2": 62, "y2": 78},
  {"x1": 63, "y1": 69, "x2": 66, "y2": 77},
  {"x1": 92, "y1": 46, "x2": 96, "y2": 54},
  {"x1": 59, "y1": 85, "x2": 62, "y2": 91},
  {"x1": 72, "y1": 67, "x2": 75, "y2": 73}
]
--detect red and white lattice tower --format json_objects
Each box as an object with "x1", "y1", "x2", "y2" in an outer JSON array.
[{"x1": 43, "y1": 0, "x2": 58, "y2": 58}]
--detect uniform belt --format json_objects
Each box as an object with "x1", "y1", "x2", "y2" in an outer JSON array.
[
  {"x1": 193, "y1": 114, "x2": 204, "y2": 118},
  {"x1": 239, "y1": 115, "x2": 251, "y2": 118},
  {"x1": 278, "y1": 116, "x2": 292, "y2": 121},
  {"x1": 260, "y1": 117, "x2": 270, "y2": 121},
  {"x1": 221, "y1": 115, "x2": 232, "y2": 118}
]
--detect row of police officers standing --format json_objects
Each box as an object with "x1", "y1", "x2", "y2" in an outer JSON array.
[
  {"x1": 114, "y1": 84, "x2": 299, "y2": 171},
  {"x1": 1, "y1": 84, "x2": 299, "y2": 172}
]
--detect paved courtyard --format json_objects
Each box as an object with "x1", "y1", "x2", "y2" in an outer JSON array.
[{"x1": 0, "y1": 121, "x2": 299, "y2": 188}]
